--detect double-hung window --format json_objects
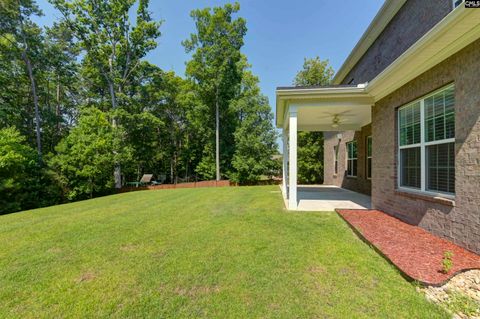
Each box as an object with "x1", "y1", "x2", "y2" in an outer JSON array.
[
  {"x1": 346, "y1": 141, "x2": 357, "y2": 177},
  {"x1": 398, "y1": 84, "x2": 455, "y2": 195},
  {"x1": 366, "y1": 136, "x2": 372, "y2": 179}
]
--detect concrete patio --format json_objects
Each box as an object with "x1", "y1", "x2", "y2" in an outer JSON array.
[{"x1": 282, "y1": 185, "x2": 372, "y2": 211}]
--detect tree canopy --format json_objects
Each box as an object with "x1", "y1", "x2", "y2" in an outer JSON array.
[
  {"x1": 293, "y1": 56, "x2": 334, "y2": 184},
  {"x1": 0, "y1": 0, "x2": 279, "y2": 214}
]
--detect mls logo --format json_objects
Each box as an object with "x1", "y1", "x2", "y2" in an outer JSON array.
[{"x1": 465, "y1": 0, "x2": 480, "y2": 7}]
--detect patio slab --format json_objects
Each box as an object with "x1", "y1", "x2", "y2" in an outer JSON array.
[
  {"x1": 283, "y1": 185, "x2": 372, "y2": 211},
  {"x1": 336, "y1": 209, "x2": 480, "y2": 286}
]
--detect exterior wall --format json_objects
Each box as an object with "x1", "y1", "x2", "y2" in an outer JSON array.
[
  {"x1": 324, "y1": 124, "x2": 372, "y2": 195},
  {"x1": 372, "y1": 39, "x2": 480, "y2": 254},
  {"x1": 342, "y1": 0, "x2": 452, "y2": 85}
]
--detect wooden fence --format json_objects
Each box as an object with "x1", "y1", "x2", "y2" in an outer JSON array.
[{"x1": 120, "y1": 180, "x2": 232, "y2": 193}]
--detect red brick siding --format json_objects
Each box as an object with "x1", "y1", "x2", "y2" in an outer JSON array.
[
  {"x1": 342, "y1": 0, "x2": 452, "y2": 85},
  {"x1": 372, "y1": 39, "x2": 480, "y2": 254},
  {"x1": 324, "y1": 125, "x2": 372, "y2": 195}
]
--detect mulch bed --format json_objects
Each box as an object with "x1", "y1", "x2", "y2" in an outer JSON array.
[{"x1": 336, "y1": 209, "x2": 480, "y2": 286}]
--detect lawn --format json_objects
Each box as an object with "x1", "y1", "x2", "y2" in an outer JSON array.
[{"x1": 0, "y1": 186, "x2": 448, "y2": 318}]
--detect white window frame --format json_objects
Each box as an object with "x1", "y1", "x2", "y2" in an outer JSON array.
[
  {"x1": 346, "y1": 141, "x2": 357, "y2": 178},
  {"x1": 366, "y1": 136, "x2": 372, "y2": 180},
  {"x1": 397, "y1": 84, "x2": 455, "y2": 199}
]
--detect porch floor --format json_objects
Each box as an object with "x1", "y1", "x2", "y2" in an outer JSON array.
[
  {"x1": 337, "y1": 209, "x2": 480, "y2": 286},
  {"x1": 285, "y1": 185, "x2": 372, "y2": 211}
]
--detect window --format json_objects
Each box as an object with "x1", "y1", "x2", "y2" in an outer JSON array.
[
  {"x1": 346, "y1": 141, "x2": 357, "y2": 177},
  {"x1": 453, "y1": 0, "x2": 464, "y2": 8},
  {"x1": 333, "y1": 145, "x2": 338, "y2": 175},
  {"x1": 366, "y1": 136, "x2": 372, "y2": 179},
  {"x1": 398, "y1": 84, "x2": 455, "y2": 195}
]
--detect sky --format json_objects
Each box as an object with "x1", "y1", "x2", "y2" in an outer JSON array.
[{"x1": 34, "y1": 0, "x2": 384, "y2": 130}]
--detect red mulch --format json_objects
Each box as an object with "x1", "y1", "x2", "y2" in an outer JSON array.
[{"x1": 336, "y1": 209, "x2": 480, "y2": 286}]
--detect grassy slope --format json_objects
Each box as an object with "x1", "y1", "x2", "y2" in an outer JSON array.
[{"x1": 0, "y1": 186, "x2": 448, "y2": 318}]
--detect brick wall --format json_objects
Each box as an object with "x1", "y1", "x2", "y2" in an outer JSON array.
[
  {"x1": 324, "y1": 124, "x2": 372, "y2": 195},
  {"x1": 372, "y1": 39, "x2": 480, "y2": 254},
  {"x1": 342, "y1": 0, "x2": 452, "y2": 85}
]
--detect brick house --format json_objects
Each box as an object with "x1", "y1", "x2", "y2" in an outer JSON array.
[{"x1": 276, "y1": 0, "x2": 480, "y2": 254}]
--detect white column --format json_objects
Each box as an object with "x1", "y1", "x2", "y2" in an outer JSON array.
[
  {"x1": 288, "y1": 106, "x2": 298, "y2": 210},
  {"x1": 282, "y1": 128, "x2": 288, "y2": 199}
]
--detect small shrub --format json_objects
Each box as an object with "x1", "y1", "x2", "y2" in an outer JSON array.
[{"x1": 442, "y1": 251, "x2": 454, "y2": 274}]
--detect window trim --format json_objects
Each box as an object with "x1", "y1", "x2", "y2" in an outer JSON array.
[
  {"x1": 366, "y1": 136, "x2": 372, "y2": 180},
  {"x1": 397, "y1": 84, "x2": 455, "y2": 199},
  {"x1": 346, "y1": 141, "x2": 358, "y2": 178}
]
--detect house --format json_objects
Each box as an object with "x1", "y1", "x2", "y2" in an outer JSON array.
[{"x1": 276, "y1": 0, "x2": 480, "y2": 254}]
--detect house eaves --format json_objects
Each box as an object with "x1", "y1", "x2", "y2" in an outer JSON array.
[
  {"x1": 366, "y1": 4, "x2": 480, "y2": 101},
  {"x1": 276, "y1": 4, "x2": 480, "y2": 128}
]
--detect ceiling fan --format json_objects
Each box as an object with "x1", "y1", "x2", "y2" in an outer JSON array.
[
  {"x1": 331, "y1": 115, "x2": 341, "y2": 128},
  {"x1": 317, "y1": 111, "x2": 356, "y2": 128}
]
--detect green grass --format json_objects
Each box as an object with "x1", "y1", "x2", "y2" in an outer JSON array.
[{"x1": 0, "y1": 186, "x2": 448, "y2": 318}]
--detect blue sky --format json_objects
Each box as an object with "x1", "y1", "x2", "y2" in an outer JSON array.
[{"x1": 34, "y1": 0, "x2": 384, "y2": 124}]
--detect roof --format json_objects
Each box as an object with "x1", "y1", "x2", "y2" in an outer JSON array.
[
  {"x1": 276, "y1": 4, "x2": 480, "y2": 128},
  {"x1": 276, "y1": 84, "x2": 357, "y2": 91},
  {"x1": 332, "y1": 0, "x2": 407, "y2": 85}
]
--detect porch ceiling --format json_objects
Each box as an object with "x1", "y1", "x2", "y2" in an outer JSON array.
[{"x1": 276, "y1": 85, "x2": 374, "y2": 131}]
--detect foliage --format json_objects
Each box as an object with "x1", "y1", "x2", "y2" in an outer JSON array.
[
  {"x1": 297, "y1": 132, "x2": 324, "y2": 184},
  {"x1": 183, "y1": 2, "x2": 247, "y2": 180},
  {"x1": 1, "y1": 0, "x2": 278, "y2": 213},
  {"x1": 50, "y1": 0, "x2": 162, "y2": 187},
  {"x1": 231, "y1": 71, "x2": 278, "y2": 183},
  {"x1": 293, "y1": 56, "x2": 334, "y2": 184},
  {"x1": 51, "y1": 108, "x2": 132, "y2": 200},
  {"x1": 0, "y1": 127, "x2": 60, "y2": 214},
  {"x1": 441, "y1": 251, "x2": 454, "y2": 274},
  {"x1": 294, "y1": 56, "x2": 335, "y2": 87}
]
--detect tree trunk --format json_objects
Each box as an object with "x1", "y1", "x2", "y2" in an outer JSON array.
[
  {"x1": 108, "y1": 80, "x2": 122, "y2": 189},
  {"x1": 215, "y1": 88, "x2": 220, "y2": 181},
  {"x1": 23, "y1": 52, "x2": 42, "y2": 159},
  {"x1": 18, "y1": 9, "x2": 42, "y2": 159},
  {"x1": 56, "y1": 75, "x2": 61, "y2": 131}
]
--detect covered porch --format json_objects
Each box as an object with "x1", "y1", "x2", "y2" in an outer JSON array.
[
  {"x1": 285, "y1": 185, "x2": 371, "y2": 211},
  {"x1": 276, "y1": 84, "x2": 374, "y2": 210}
]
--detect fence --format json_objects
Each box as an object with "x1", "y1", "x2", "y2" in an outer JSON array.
[{"x1": 120, "y1": 180, "x2": 232, "y2": 193}]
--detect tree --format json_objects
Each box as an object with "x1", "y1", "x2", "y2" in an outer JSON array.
[
  {"x1": 51, "y1": 107, "x2": 132, "y2": 200},
  {"x1": 0, "y1": 127, "x2": 60, "y2": 214},
  {"x1": 0, "y1": 0, "x2": 44, "y2": 158},
  {"x1": 293, "y1": 57, "x2": 334, "y2": 184},
  {"x1": 50, "y1": 0, "x2": 162, "y2": 188},
  {"x1": 183, "y1": 2, "x2": 247, "y2": 181},
  {"x1": 231, "y1": 70, "x2": 278, "y2": 184},
  {"x1": 294, "y1": 56, "x2": 334, "y2": 87},
  {"x1": 0, "y1": 127, "x2": 37, "y2": 213}
]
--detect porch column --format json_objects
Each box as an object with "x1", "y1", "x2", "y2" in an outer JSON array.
[
  {"x1": 282, "y1": 128, "x2": 288, "y2": 199},
  {"x1": 288, "y1": 106, "x2": 298, "y2": 210}
]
